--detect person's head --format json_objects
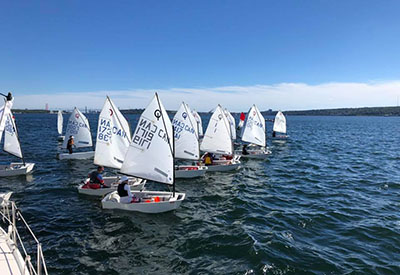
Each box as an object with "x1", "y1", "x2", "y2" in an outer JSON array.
[
  {"x1": 119, "y1": 175, "x2": 129, "y2": 184},
  {"x1": 243, "y1": 144, "x2": 247, "y2": 148},
  {"x1": 97, "y1": 166, "x2": 104, "y2": 173},
  {"x1": 70, "y1": 135, "x2": 74, "y2": 139}
]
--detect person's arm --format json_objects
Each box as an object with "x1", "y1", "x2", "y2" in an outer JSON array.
[{"x1": 97, "y1": 174, "x2": 104, "y2": 184}]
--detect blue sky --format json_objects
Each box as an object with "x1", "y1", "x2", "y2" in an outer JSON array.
[{"x1": 1, "y1": 1, "x2": 400, "y2": 110}]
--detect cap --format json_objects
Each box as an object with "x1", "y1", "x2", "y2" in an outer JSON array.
[{"x1": 119, "y1": 176, "x2": 129, "y2": 183}]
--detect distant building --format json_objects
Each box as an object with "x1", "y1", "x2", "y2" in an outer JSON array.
[{"x1": 45, "y1": 103, "x2": 49, "y2": 111}]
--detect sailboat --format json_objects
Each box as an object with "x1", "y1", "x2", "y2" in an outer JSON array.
[
  {"x1": 272, "y1": 111, "x2": 288, "y2": 139},
  {"x1": 237, "y1": 112, "x2": 245, "y2": 130},
  {"x1": 0, "y1": 96, "x2": 35, "y2": 177},
  {"x1": 236, "y1": 104, "x2": 271, "y2": 159},
  {"x1": 173, "y1": 102, "x2": 207, "y2": 178},
  {"x1": 57, "y1": 110, "x2": 65, "y2": 141},
  {"x1": 58, "y1": 107, "x2": 95, "y2": 160},
  {"x1": 192, "y1": 109, "x2": 204, "y2": 137},
  {"x1": 199, "y1": 105, "x2": 241, "y2": 172},
  {"x1": 102, "y1": 93, "x2": 185, "y2": 213},
  {"x1": 78, "y1": 96, "x2": 145, "y2": 196},
  {"x1": 224, "y1": 108, "x2": 236, "y2": 141}
]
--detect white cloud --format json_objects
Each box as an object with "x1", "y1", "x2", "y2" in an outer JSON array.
[{"x1": 14, "y1": 81, "x2": 400, "y2": 112}]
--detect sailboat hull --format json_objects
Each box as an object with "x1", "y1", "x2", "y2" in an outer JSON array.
[
  {"x1": 205, "y1": 159, "x2": 241, "y2": 172},
  {"x1": 235, "y1": 149, "x2": 272, "y2": 159},
  {"x1": 78, "y1": 176, "x2": 146, "y2": 196},
  {"x1": 175, "y1": 165, "x2": 207, "y2": 178},
  {"x1": 0, "y1": 163, "x2": 35, "y2": 177},
  {"x1": 58, "y1": 151, "x2": 95, "y2": 160},
  {"x1": 101, "y1": 190, "x2": 185, "y2": 213},
  {"x1": 272, "y1": 135, "x2": 289, "y2": 140}
]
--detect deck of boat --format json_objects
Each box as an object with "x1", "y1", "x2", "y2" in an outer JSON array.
[{"x1": 0, "y1": 228, "x2": 29, "y2": 275}]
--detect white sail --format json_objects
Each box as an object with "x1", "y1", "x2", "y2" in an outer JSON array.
[
  {"x1": 57, "y1": 110, "x2": 63, "y2": 135},
  {"x1": 62, "y1": 108, "x2": 93, "y2": 149},
  {"x1": 121, "y1": 94, "x2": 174, "y2": 185},
  {"x1": 0, "y1": 99, "x2": 13, "y2": 143},
  {"x1": 273, "y1": 111, "x2": 287, "y2": 134},
  {"x1": 173, "y1": 102, "x2": 199, "y2": 160},
  {"x1": 4, "y1": 112, "x2": 22, "y2": 158},
  {"x1": 241, "y1": 105, "x2": 266, "y2": 147},
  {"x1": 94, "y1": 97, "x2": 132, "y2": 169},
  {"x1": 224, "y1": 109, "x2": 236, "y2": 140},
  {"x1": 200, "y1": 105, "x2": 232, "y2": 155},
  {"x1": 192, "y1": 110, "x2": 203, "y2": 136}
]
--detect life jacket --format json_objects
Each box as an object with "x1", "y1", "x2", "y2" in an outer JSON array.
[
  {"x1": 89, "y1": 171, "x2": 101, "y2": 183},
  {"x1": 204, "y1": 156, "x2": 212, "y2": 165},
  {"x1": 118, "y1": 182, "x2": 128, "y2": 197}
]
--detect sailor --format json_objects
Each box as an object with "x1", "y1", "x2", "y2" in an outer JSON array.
[
  {"x1": 203, "y1": 152, "x2": 213, "y2": 166},
  {"x1": 67, "y1": 135, "x2": 75, "y2": 154},
  {"x1": 118, "y1": 176, "x2": 138, "y2": 203},
  {"x1": 88, "y1": 166, "x2": 106, "y2": 188},
  {"x1": 272, "y1": 131, "x2": 276, "y2": 138}
]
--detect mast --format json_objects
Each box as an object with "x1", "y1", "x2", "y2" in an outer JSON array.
[
  {"x1": 254, "y1": 104, "x2": 266, "y2": 148},
  {"x1": 197, "y1": 114, "x2": 200, "y2": 160},
  {"x1": 172, "y1": 126, "x2": 175, "y2": 197},
  {"x1": 155, "y1": 93, "x2": 175, "y2": 196},
  {"x1": 224, "y1": 108, "x2": 234, "y2": 155}
]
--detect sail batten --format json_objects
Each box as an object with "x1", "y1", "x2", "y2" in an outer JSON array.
[
  {"x1": 94, "y1": 97, "x2": 132, "y2": 169},
  {"x1": 241, "y1": 105, "x2": 266, "y2": 147},
  {"x1": 120, "y1": 94, "x2": 174, "y2": 185}
]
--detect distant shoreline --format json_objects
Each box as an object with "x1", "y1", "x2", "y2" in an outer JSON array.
[{"x1": 12, "y1": 106, "x2": 400, "y2": 116}]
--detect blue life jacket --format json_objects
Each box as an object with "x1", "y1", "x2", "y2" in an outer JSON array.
[{"x1": 90, "y1": 171, "x2": 101, "y2": 183}]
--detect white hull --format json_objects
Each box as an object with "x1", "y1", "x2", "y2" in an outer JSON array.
[
  {"x1": 205, "y1": 159, "x2": 241, "y2": 172},
  {"x1": 0, "y1": 163, "x2": 35, "y2": 177},
  {"x1": 58, "y1": 151, "x2": 95, "y2": 160},
  {"x1": 102, "y1": 190, "x2": 185, "y2": 213},
  {"x1": 57, "y1": 135, "x2": 65, "y2": 142},
  {"x1": 235, "y1": 149, "x2": 271, "y2": 159},
  {"x1": 272, "y1": 135, "x2": 289, "y2": 140},
  {"x1": 78, "y1": 176, "x2": 145, "y2": 196},
  {"x1": 175, "y1": 165, "x2": 207, "y2": 178}
]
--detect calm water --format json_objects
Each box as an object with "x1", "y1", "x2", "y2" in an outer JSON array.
[{"x1": 0, "y1": 114, "x2": 399, "y2": 274}]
